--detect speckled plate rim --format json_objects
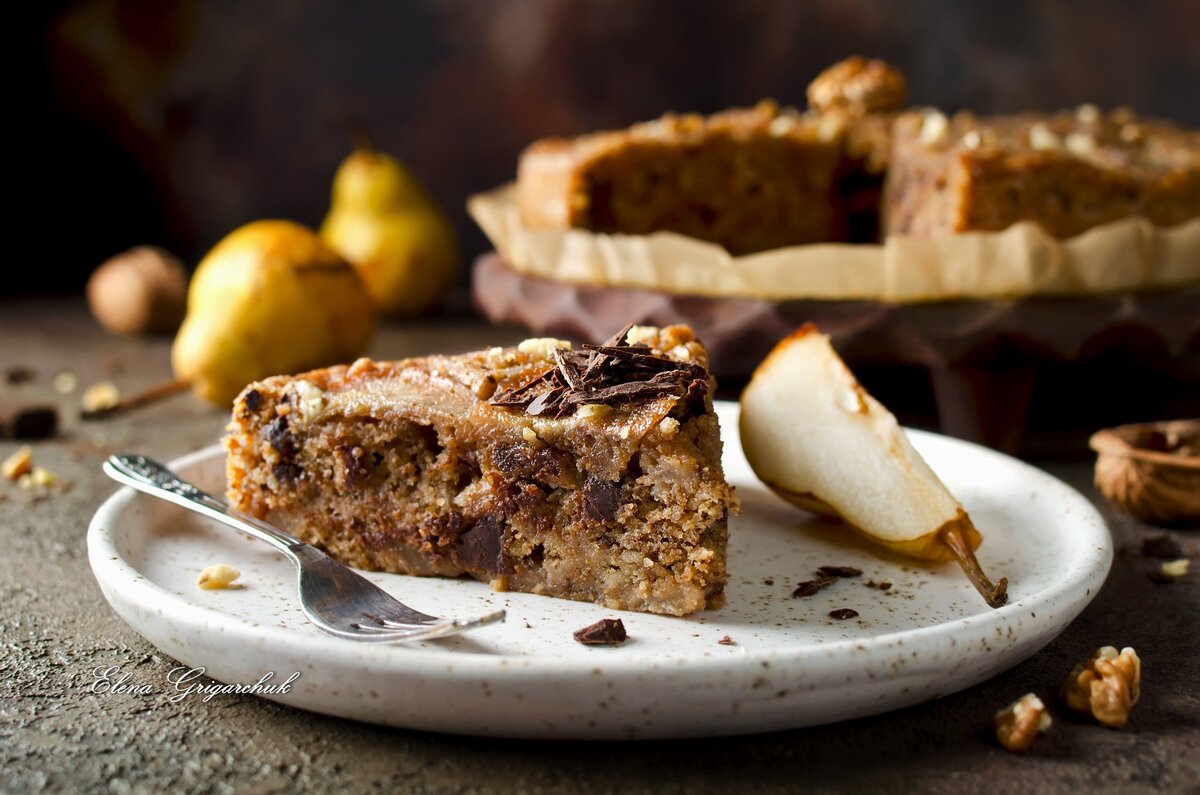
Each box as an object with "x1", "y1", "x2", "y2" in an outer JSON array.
[{"x1": 87, "y1": 403, "x2": 1113, "y2": 737}]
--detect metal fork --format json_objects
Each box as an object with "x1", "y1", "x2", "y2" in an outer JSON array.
[{"x1": 103, "y1": 454, "x2": 505, "y2": 644}]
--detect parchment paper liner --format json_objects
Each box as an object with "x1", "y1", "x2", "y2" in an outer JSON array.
[{"x1": 468, "y1": 185, "x2": 1200, "y2": 303}]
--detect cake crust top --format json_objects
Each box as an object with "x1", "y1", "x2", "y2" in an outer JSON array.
[{"x1": 232, "y1": 324, "x2": 715, "y2": 483}]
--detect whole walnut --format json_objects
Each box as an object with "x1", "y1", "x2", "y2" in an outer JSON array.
[
  {"x1": 87, "y1": 246, "x2": 188, "y2": 335},
  {"x1": 808, "y1": 56, "x2": 908, "y2": 115}
]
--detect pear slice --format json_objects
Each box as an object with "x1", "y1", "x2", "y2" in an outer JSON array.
[{"x1": 740, "y1": 325, "x2": 1008, "y2": 608}]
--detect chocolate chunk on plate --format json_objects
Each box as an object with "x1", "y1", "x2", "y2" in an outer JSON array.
[
  {"x1": 792, "y1": 575, "x2": 838, "y2": 598},
  {"x1": 818, "y1": 565, "x2": 863, "y2": 578},
  {"x1": 573, "y1": 618, "x2": 628, "y2": 646}
]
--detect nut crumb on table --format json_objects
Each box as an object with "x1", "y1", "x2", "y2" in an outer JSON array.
[
  {"x1": 2, "y1": 446, "x2": 33, "y2": 481},
  {"x1": 1061, "y1": 646, "x2": 1141, "y2": 728},
  {"x1": 994, "y1": 693, "x2": 1052, "y2": 752},
  {"x1": 81, "y1": 381, "x2": 121, "y2": 414}
]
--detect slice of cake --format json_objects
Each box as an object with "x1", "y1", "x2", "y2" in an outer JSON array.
[
  {"x1": 884, "y1": 107, "x2": 1200, "y2": 238},
  {"x1": 516, "y1": 101, "x2": 847, "y2": 255},
  {"x1": 224, "y1": 325, "x2": 737, "y2": 616}
]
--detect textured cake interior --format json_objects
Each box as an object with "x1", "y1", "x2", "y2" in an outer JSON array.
[
  {"x1": 517, "y1": 103, "x2": 846, "y2": 255},
  {"x1": 884, "y1": 110, "x2": 1200, "y2": 238},
  {"x1": 224, "y1": 328, "x2": 736, "y2": 616}
]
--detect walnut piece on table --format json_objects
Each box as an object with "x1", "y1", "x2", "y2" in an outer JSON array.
[
  {"x1": 1061, "y1": 646, "x2": 1141, "y2": 728},
  {"x1": 994, "y1": 693, "x2": 1052, "y2": 753}
]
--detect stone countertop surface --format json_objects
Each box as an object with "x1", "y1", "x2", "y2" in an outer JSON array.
[{"x1": 2, "y1": 299, "x2": 1196, "y2": 794}]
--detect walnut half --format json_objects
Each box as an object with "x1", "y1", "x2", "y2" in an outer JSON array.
[
  {"x1": 1061, "y1": 646, "x2": 1141, "y2": 728},
  {"x1": 807, "y1": 56, "x2": 907, "y2": 115},
  {"x1": 994, "y1": 693, "x2": 1052, "y2": 752}
]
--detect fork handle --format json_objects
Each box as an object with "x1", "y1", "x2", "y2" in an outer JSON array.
[{"x1": 103, "y1": 453, "x2": 305, "y2": 558}]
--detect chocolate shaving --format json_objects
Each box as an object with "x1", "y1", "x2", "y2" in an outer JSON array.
[
  {"x1": 818, "y1": 565, "x2": 863, "y2": 578},
  {"x1": 489, "y1": 323, "x2": 709, "y2": 418},
  {"x1": 865, "y1": 579, "x2": 893, "y2": 591},
  {"x1": 792, "y1": 575, "x2": 838, "y2": 598},
  {"x1": 573, "y1": 618, "x2": 628, "y2": 646},
  {"x1": 829, "y1": 608, "x2": 859, "y2": 620},
  {"x1": 717, "y1": 635, "x2": 736, "y2": 646}
]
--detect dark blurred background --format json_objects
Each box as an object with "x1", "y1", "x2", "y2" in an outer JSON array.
[{"x1": 23, "y1": 0, "x2": 1200, "y2": 296}]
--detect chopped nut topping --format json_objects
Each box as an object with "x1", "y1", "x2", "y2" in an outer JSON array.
[
  {"x1": 1076, "y1": 103, "x2": 1100, "y2": 124},
  {"x1": 517, "y1": 337, "x2": 572, "y2": 360},
  {"x1": 624, "y1": 326, "x2": 659, "y2": 346},
  {"x1": 573, "y1": 403, "x2": 612, "y2": 421},
  {"x1": 919, "y1": 111, "x2": 949, "y2": 145},
  {"x1": 658, "y1": 417, "x2": 680, "y2": 437},
  {"x1": 80, "y1": 382, "x2": 121, "y2": 414},
  {"x1": 768, "y1": 115, "x2": 798, "y2": 137},
  {"x1": 53, "y1": 371, "x2": 78, "y2": 394},
  {"x1": 815, "y1": 113, "x2": 843, "y2": 143},
  {"x1": 962, "y1": 130, "x2": 982, "y2": 150},
  {"x1": 1065, "y1": 131, "x2": 1097, "y2": 157},
  {"x1": 1029, "y1": 123, "x2": 1061, "y2": 151},
  {"x1": 807, "y1": 56, "x2": 907, "y2": 114},
  {"x1": 1119, "y1": 123, "x2": 1143, "y2": 143},
  {"x1": 521, "y1": 426, "x2": 541, "y2": 446},
  {"x1": 668, "y1": 344, "x2": 693, "y2": 363},
  {"x1": 197, "y1": 564, "x2": 241, "y2": 590},
  {"x1": 994, "y1": 693, "x2": 1052, "y2": 752},
  {"x1": 2, "y1": 446, "x2": 33, "y2": 481},
  {"x1": 292, "y1": 380, "x2": 326, "y2": 424},
  {"x1": 1061, "y1": 646, "x2": 1140, "y2": 728}
]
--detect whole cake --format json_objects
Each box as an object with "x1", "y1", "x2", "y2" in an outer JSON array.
[
  {"x1": 224, "y1": 324, "x2": 737, "y2": 616},
  {"x1": 515, "y1": 57, "x2": 1200, "y2": 249}
]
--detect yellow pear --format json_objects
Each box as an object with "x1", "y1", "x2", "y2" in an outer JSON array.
[
  {"x1": 740, "y1": 325, "x2": 1007, "y2": 607},
  {"x1": 172, "y1": 220, "x2": 374, "y2": 406},
  {"x1": 320, "y1": 148, "x2": 459, "y2": 315}
]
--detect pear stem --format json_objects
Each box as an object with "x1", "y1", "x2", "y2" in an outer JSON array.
[
  {"x1": 344, "y1": 116, "x2": 377, "y2": 153},
  {"x1": 940, "y1": 523, "x2": 1009, "y2": 608},
  {"x1": 81, "y1": 378, "x2": 191, "y2": 421}
]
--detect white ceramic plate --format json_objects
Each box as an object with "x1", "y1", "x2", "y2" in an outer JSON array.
[{"x1": 88, "y1": 403, "x2": 1111, "y2": 739}]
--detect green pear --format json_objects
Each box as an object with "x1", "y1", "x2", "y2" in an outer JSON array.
[
  {"x1": 172, "y1": 220, "x2": 375, "y2": 406},
  {"x1": 320, "y1": 148, "x2": 459, "y2": 316},
  {"x1": 740, "y1": 324, "x2": 1007, "y2": 607}
]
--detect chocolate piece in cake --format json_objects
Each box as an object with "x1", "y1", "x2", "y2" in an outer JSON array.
[
  {"x1": 884, "y1": 107, "x2": 1200, "y2": 238},
  {"x1": 224, "y1": 325, "x2": 737, "y2": 616},
  {"x1": 517, "y1": 101, "x2": 846, "y2": 255}
]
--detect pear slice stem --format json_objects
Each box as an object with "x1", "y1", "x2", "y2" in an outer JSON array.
[
  {"x1": 81, "y1": 378, "x2": 190, "y2": 421},
  {"x1": 940, "y1": 523, "x2": 1008, "y2": 608}
]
